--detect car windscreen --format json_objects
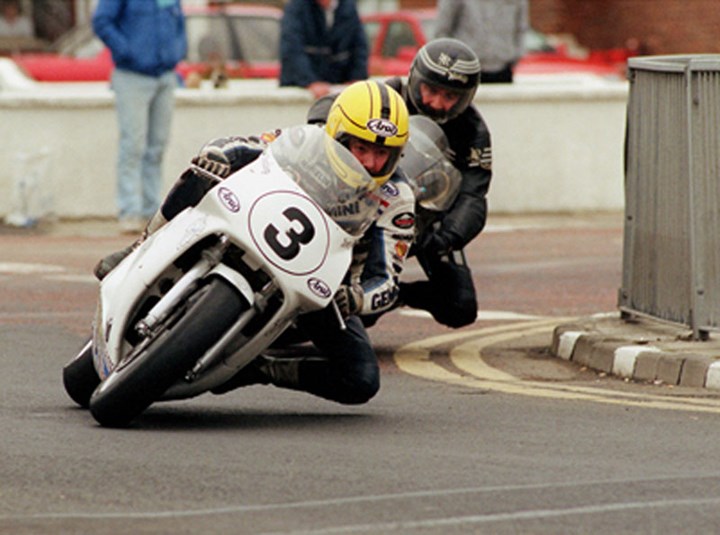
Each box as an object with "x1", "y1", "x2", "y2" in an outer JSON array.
[
  {"x1": 186, "y1": 15, "x2": 235, "y2": 62},
  {"x1": 185, "y1": 14, "x2": 279, "y2": 64},
  {"x1": 231, "y1": 16, "x2": 279, "y2": 63}
]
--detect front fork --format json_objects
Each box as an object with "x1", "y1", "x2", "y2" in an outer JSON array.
[{"x1": 135, "y1": 237, "x2": 229, "y2": 337}]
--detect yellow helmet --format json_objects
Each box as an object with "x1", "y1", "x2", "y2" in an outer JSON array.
[{"x1": 325, "y1": 80, "x2": 410, "y2": 186}]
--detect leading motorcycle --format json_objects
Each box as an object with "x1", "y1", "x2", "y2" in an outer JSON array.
[{"x1": 62, "y1": 117, "x2": 460, "y2": 427}]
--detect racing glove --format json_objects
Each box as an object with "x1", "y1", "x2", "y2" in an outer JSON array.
[
  {"x1": 192, "y1": 145, "x2": 231, "y2": 179},
  {"x1": 419, "y1": 231, "x2": 451, "y2": 256},
  {"x1": 333, "y1": 283, "x2": 364, "y2": 318}
]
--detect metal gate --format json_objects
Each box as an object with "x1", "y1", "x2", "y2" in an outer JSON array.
[{"x1": 620, "y1": 55, "x2": 720, "y2": 339}]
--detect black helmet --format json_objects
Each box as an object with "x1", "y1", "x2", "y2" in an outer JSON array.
[
  {"x1": 306, "y1": 94, "x2": 337, "y2": 125},
  {"x1": 408, "y1": 38, "x2": 481, "y2": 123}
]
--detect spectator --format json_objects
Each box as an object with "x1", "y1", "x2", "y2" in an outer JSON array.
[
  {"x1": 92, "y1": 0, "x2": 187, "y2": 234},
  {"x1": 435, "y1": 0, "x2": 529, "y2": 84},
  {"x1": 0, "y1": 0, "x2": 33, "y2": 38},
  {"x1": 280, "y1": 0, "x2": 368, "y2": 99}
]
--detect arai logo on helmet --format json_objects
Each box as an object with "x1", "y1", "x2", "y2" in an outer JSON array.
[{"x1": 367, "y1": 118, "x2": 398, "y2": 138}]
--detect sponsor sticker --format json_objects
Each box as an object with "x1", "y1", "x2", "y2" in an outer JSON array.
[
  {"x1": 392, "y1": 212, "x2": 415, "y2": 229},
  {"x1": 381, "y1": 181, "x2": 399, "y2": 197},
  {"x1": 259, "y1": 130, "x2": 279, "y2": 143},
  {"x1": 395, "y1": 240, "x2": 409, "y2": 259},
  {"x1": 217, "y1": 186, "x2": 240, "y2": 212},
  {"x1": 469, "y1": 146, "x2": 492, "y2": 170},
  {"x1": 307, "y1": 277, "x2": 332, "y2": 299}
]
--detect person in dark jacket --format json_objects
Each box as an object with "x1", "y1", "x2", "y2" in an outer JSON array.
[
  {"x1": 279, "y1": 0, "x2": 368, "y2": 99},
  {"x1": 306, "y1": 38, "x2": 491, "y2": 329},
  {"x1": 385, "y1": 38, "x2": 491, "y2": 328},
  {"x1": 93, "y1": 0, "x2": 187, "y2": 234}
]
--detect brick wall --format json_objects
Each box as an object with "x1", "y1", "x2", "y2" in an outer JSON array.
[
  {"x1": 399, "y1": 0, "x2": 435, "y2": 7},
  {"x1": 401, "y1": 0, "x2": 720, "y2": 55},
  {"x1": 530, "y1": 0, "x2": 720, "y2": 54}
]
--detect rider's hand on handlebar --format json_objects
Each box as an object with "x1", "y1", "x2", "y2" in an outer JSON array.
[
  {"x1": 420, "y1": 231, "x2": 451, "y2": 256},
  {"x1": 334, "y1": 283, "x2": 363, "y2": 318},
  {"x1": 192, "y1": 145, "x2": 231, "y2": 179}
]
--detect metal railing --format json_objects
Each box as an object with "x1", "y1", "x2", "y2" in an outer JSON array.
[{"x1": 620, "y1": 55, "x2": 720, "y2": 340}]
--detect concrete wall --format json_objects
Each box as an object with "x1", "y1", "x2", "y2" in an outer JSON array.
[{"x1": 0, "y1": 76, "x2": 628, "y2": 222}]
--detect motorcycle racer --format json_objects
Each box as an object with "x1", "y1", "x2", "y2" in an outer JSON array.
[
  {"x1": 385, "y1": 38, "x2": 490, "y2": 329},
  {"x1": 95, "y1": 80, "x2": 414, "y2": 405},
  {"x1": 307, "y1": 39, "x2": 491, "y2": 329}
]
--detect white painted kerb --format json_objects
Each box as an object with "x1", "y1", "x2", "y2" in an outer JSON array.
[
  {"x1": 612, "y1": 345, "x2": 660, "y2": 378},
  {"x1": 556, "y1": 331, "x2": 584, "y2": 360},
  {"x1": 704, "y1": 361, "x2": 720, "y2": 390}
]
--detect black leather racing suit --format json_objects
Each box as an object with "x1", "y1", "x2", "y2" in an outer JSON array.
[{"x1": 385, "y1": 77, "x2": 493, "y2": 328}]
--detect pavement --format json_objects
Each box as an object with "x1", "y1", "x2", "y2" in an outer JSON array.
[
  {"x1": 551, "y1": 312, "x2": 720, "y2": 390},
  {"x1": 0, "y1": 217, "x2": 126, "y2": 238}
]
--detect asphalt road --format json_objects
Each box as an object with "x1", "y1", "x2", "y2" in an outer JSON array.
[{"x1": 4, "y1": 213, "x2": 720, "y2": 534}]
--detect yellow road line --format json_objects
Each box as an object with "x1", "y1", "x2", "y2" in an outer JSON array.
[{"x1": 394, "y1": 320, "x2": 720, "y2": 413}]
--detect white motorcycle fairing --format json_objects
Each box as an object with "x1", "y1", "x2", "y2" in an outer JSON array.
[
  {"x1": 92, "y1": 131, "x2": 365, "y2": 401},
  {"x1": 61, "y1": 119, "x2": 459, "y2": 427}
]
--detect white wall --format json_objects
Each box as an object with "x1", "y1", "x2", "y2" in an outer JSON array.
[
  {"x1": 0, "y1": 76, "x2": 629, "y2": 222},
  {"x1": 480, "y1": 77, "x2": 628, "y2": 213}
]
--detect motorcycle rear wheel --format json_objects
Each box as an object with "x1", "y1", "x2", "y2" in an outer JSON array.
[
  {"x1": 89, "y1": 277, "x2": 245, "y2": 427},
  {"x1": 62, "y1": 337, "x2": 100, "y2": 409}
]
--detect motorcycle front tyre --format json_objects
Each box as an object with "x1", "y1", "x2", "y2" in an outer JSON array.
[
  {"x1": 89, "y1": 277, "x2": 245, "y2": 427},
  {"x1": 62, "y1": 337, "x2": 100, "y2": 409}
]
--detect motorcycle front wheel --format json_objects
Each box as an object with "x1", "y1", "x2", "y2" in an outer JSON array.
[
  {"x1": 89, "y1": 277, "x2": 245, "y2": 427},
  {"x1": 62, "y1": 337, "x2": 100, "y2": 409}
]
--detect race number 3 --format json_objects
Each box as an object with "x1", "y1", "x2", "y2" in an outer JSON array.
[
  {"x1": 249, "y1": 191, "x2": 330, "y2": 275},
  {"x1": 264, "y1": 207, "x2": 315, "y2": 260}
]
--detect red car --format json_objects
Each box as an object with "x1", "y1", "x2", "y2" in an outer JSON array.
[
  {"x1": 362, "y1": 9, "x2": 631, "y2": 79},
  {"x1": 11, "y1": 4, "x2": 282, "y2": 82}
]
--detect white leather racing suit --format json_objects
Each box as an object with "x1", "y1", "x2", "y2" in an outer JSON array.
[{"x1": 348, "y1": 175, "x2": 415, "y2": 316}]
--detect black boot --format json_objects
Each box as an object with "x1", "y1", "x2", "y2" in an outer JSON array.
[
  {"x1": 93, "y1": 211, "x2": 169, "y2": 281},
  {"x1": 397, "y1": 281, "x2": 431, "y2": 311},
  {"x1": 210, "y1": 355, "x2": 272, "y2": 394},
  {"x1": 93, "y1": 244, "x2": 136, "y2": 280}
]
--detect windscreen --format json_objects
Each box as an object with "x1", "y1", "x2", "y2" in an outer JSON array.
[
  {"x1": 269, "y1": 125, "x2": 381, "y2": 237},
  {"x1": 400, "y1": 116, "x2": 461, "y2": 212}
]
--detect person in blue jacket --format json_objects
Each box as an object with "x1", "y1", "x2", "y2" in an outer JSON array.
[
  {"x1": 93, "y1": 0, "x2": 187, "y2": 235},
  {"x1": 279, "y1": 0, "x2": 368, "y2": 99}
]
